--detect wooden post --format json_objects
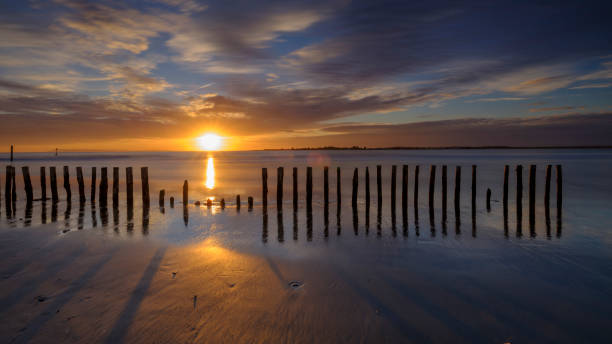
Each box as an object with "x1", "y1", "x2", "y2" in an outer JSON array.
[
  {"x1": 170, "y1": 196, "x2": 175, "y2": 208},
  {"x1": 40, "y1": 166, "x2": 47, "y2": 201},
  {"x1": 4, "y1": 166, "x2": 11, "y2": 205},
  {"x1": 556, "y1": 165, "x2": 562, "y2": 214},
  {"x1": 277, "y1": 167, "x2": 283, "y2": 210},
  {"x1": 352, "y1": 168, "x2": 358, "y2": 208},
  {"x1": 76, "y1": 167, "x2": 85, "y2": 203},
  {"x1": 441, "y1": 165, "x2": 447, "y2": 214},
  {"x1": 428, "y1": 165, "x2": 436, "y2": 209},
  {"x1": 159, "y1": 189, "x2": 165, "y2": 207},
  {"x1": 365, "y1": 167, "x2": 371, "y2": 210},
  {"x1": 529, "y1": 165, "x2": 536, "y2": 224},
  {"x1": 544, "y1": 165, "x2": 551, "y2": 208},
  {"x1": 324, "y1": 166, "x2": 329, "y2": 207},
  {"x1": 10, "y1": 145, "x2": 13, "y2": 162},
  {"x1": 503, "y1": 165, "x2": 509, "y2": 212},
  {"x1": 336, "y1": 167, "x2": 341, "y2": 210},
  {"x1": 376, "y1": 165, "x2": 382, "y2": 208},
  {"x1": 292, "y1": 167, "x2": 298, "y2": 211},
  {"x1": 402, "y1": 165, "x2": 408, "y2": 223},
  {"x1": 220, "y1": 198, "x2": 225, "y2": 209},
  {"x1": 262, "y1": 168, "x2": 268, "y2": 208},
  {"x1": 50, "y1": 166, "x2": 58, "y2": 202},
  {"x1": 454, "y1": 166, "x2": 461, "y2": 211},
  {"x1": 471, "y1": 165, "x2": 476, "y2": 209},
  {"x1": 141, "y1": 167, "x2": 149, "y2": 207},
  {"x1": 248, "y1": 196, "x2": 254, "y2": 210},
  {"x1": 414, "y1": 165, "x2": 420, "y2": 209},
  {"x1": 306, "y1": 166, "x2": 312, "y2": 211},
  {"x1": 182, "y1": 180, "x2": 188, "y2": 206},
  {"x1": 236, "y1": 195, "x2": 241, "y2": 210},
  {"x1": 99, "y1": 167, "x2": 108, "y2": 206},
  {"x1": 11, "y1": 166, "x2": 15, "y2": 203},
  {"x1": 126, "y1": 167, "x2": 133, "y2": 207},
  {"x1": 63, "y1": 166, "x2": 71, "y2": 201},
  {"x1": 22, "y1": 166, "x2": 33, "y2": 203},
  {"x1": 112, "y1": 167, "x2": 119, "y2": 207},
  {"x1": 91, "y1": 167, "x2": 97, "y2": 202},
  {"x1": 516, "y1": 165, "x2": 523, "y2": 222},
  {"x1": 391, "y1": 165, "x2": 397, "y2": 212},
  {"x1": 486, "y1": 188, "x2": 491, "y2": 211}
]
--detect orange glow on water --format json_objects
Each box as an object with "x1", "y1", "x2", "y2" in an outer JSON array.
[{"x1": 205, "y1": 156, "x2": 215, "y2": 189}]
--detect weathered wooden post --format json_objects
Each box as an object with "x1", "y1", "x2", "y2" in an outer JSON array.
[
  {"x1": 159, "y1": 189, "x2": 165, "y2": 207},
  {"x1": 414, "y1": 165, "x2": 420, "y2": 209},
  {"x1": 170, "y1": 196, "x2": 175, "y2": 208},
  {"x1": 365, "y1": 166, "x2": 371, "y2": 210},
  {"x1": 454, "y1": 166, "x2": 461, "y2": 212},
  {"x1": 50, "y1": 166, "x2": 58, "y2": 202},
  {"x1": 293, "y1": 167, "x2": 298, "y2": 211},
  {"x1": 402, "y1": 165, "x2": 408, "y2": 224},
  {"x1": 10, "y1": 145, "x2": 14, "y2": 162},
  {"x1": 428, "y1": 165, "x2": 436, "y2": 209},
  {"x1": 486, "y1": 188, "x2": 491, "y2": 211},
  {"x1": 324, "y1": 166, "x2": 329, "y2": 207},
  {"x1": 182, "y1": 180, "x2": 188, "y2": 206},
  {"x1": 376, "y1": 165, "x2": 382, "y2": 208},
  {"x1": 352, "y1": 168, "x2": 358, "y2": 209},
  {"x1": 277, "y1": 167, "x2": 283, "y2": 210},
  {"x1": 5, "y1": 166, "x2": 12, "y2": 207},
  {"x1": 63, "y1": 166, "x2": 71, "y2": 201},
  {"x1": 391, "y1": 165, "x2": 397, "y2": 212},
  {"x1": 248, "y1": 196, "x2": 254, "y2": 210},
  {"x1": 91, "y1": 167, "x2": 97, "y2": 202},
  {"x1": 99, "y1": 167, "x2": 108, "y2": 206},
  {"x1": 262, "y1": 168, "x2": 268, "y2": 208},
  {"x1": 556, "y1": 165, "x2": 562, "y2": 215},
  {"x1": 336, "y1": 167, "x2": 341, "y2": 210},
  {"x1": 22, "y1": 166, "x2": 33, "y2": 203},
  {"x1": 112, "y1": 167, "x2": 119, "y2": 207},
  {"x1": 442, "y1": 165, "x2": 447, "y2": 217},
  {"x1": 141, "y1": 167, "x2": 149, "y2": 207},
  {"x1": 220, "y1": 198, "x2": 225, "y2": 209},
  {"x1": 236, "y1": 195, "x2": 241, "y2": 210},
  {"x1": 516, "y1": 165, "x2": 523, "y2": 223},
  {"x1": 40, "y1": 166, "x2": 47, "y2": 201},
  {"x1": 11, "y1": 166, "x2": 16, "y2": 203},
  {"x1": 76, "y1": 167, "x2": 85, "y2": 203},
  {"x1": 503, "y1": 165, "x2": 509, "y2": 213},
  {"x1": 544, "y1": 165, "x2": 551, "y2": 208},
  {"x1": 529, "y1": 165, "x2": 536, "y2": 225},
  {"x1": 126, "y1": 167, "x2": 133, "y2": 207},
  {"x1": 471, "y1": 165, "x2": 476, "y2": 209},
  {"x1": 306, "y1": 166, "x2": 312, "y2": 211}
]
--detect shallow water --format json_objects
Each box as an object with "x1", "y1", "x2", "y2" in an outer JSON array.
[{"x1": 1, "y1": 149, "x2": 611, "y2": 342}]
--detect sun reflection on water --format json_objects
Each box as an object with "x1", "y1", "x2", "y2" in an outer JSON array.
[{"x1": 205, "y1": 156, "x2": 215, "y2": 189}]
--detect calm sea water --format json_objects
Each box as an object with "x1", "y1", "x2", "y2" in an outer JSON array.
[{"x1": 2, "y1": 149, "x2": 612, "y2": 342}]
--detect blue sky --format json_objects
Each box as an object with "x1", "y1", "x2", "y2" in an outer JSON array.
[{"x1": 1, "y1": 0, "x2": 611, "y2": 150}]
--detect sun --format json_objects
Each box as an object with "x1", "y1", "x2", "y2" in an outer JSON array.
[{"x1": 196, "y1": 133, "x2": 223, "y2": 151}]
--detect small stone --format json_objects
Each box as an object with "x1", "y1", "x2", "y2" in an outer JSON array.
[{"x1": 36, "y1": 295, "x2": 47, "y2": 302}]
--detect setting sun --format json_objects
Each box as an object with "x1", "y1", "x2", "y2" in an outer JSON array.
[{"x1": 196, "y1": 133, "x2": 223, "y2": 151}]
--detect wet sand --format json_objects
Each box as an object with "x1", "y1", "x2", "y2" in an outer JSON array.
[{"x1": 1, "y1": 219, "x2": 610, "y2": 344}]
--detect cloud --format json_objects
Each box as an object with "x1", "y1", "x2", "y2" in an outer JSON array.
[{"x1": 529, "y1": 106, "x2": 585, "y2": 113}]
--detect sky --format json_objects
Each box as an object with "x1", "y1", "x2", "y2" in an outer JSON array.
[{"x1": 1, "y1": 0, "x2": 612, "y2": 151}]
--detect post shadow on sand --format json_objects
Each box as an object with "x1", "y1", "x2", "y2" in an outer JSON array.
[{"x1": 103, "y1": 247, "x2": 166, "y2": 344}]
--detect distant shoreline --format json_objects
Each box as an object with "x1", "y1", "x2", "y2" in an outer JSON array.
[
  {"x1": 262, "y1": 145, "x2": 612, "y2": 151},
  {"x1": 3, "y1": 145, "x2": 612, "y2": 154}
]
